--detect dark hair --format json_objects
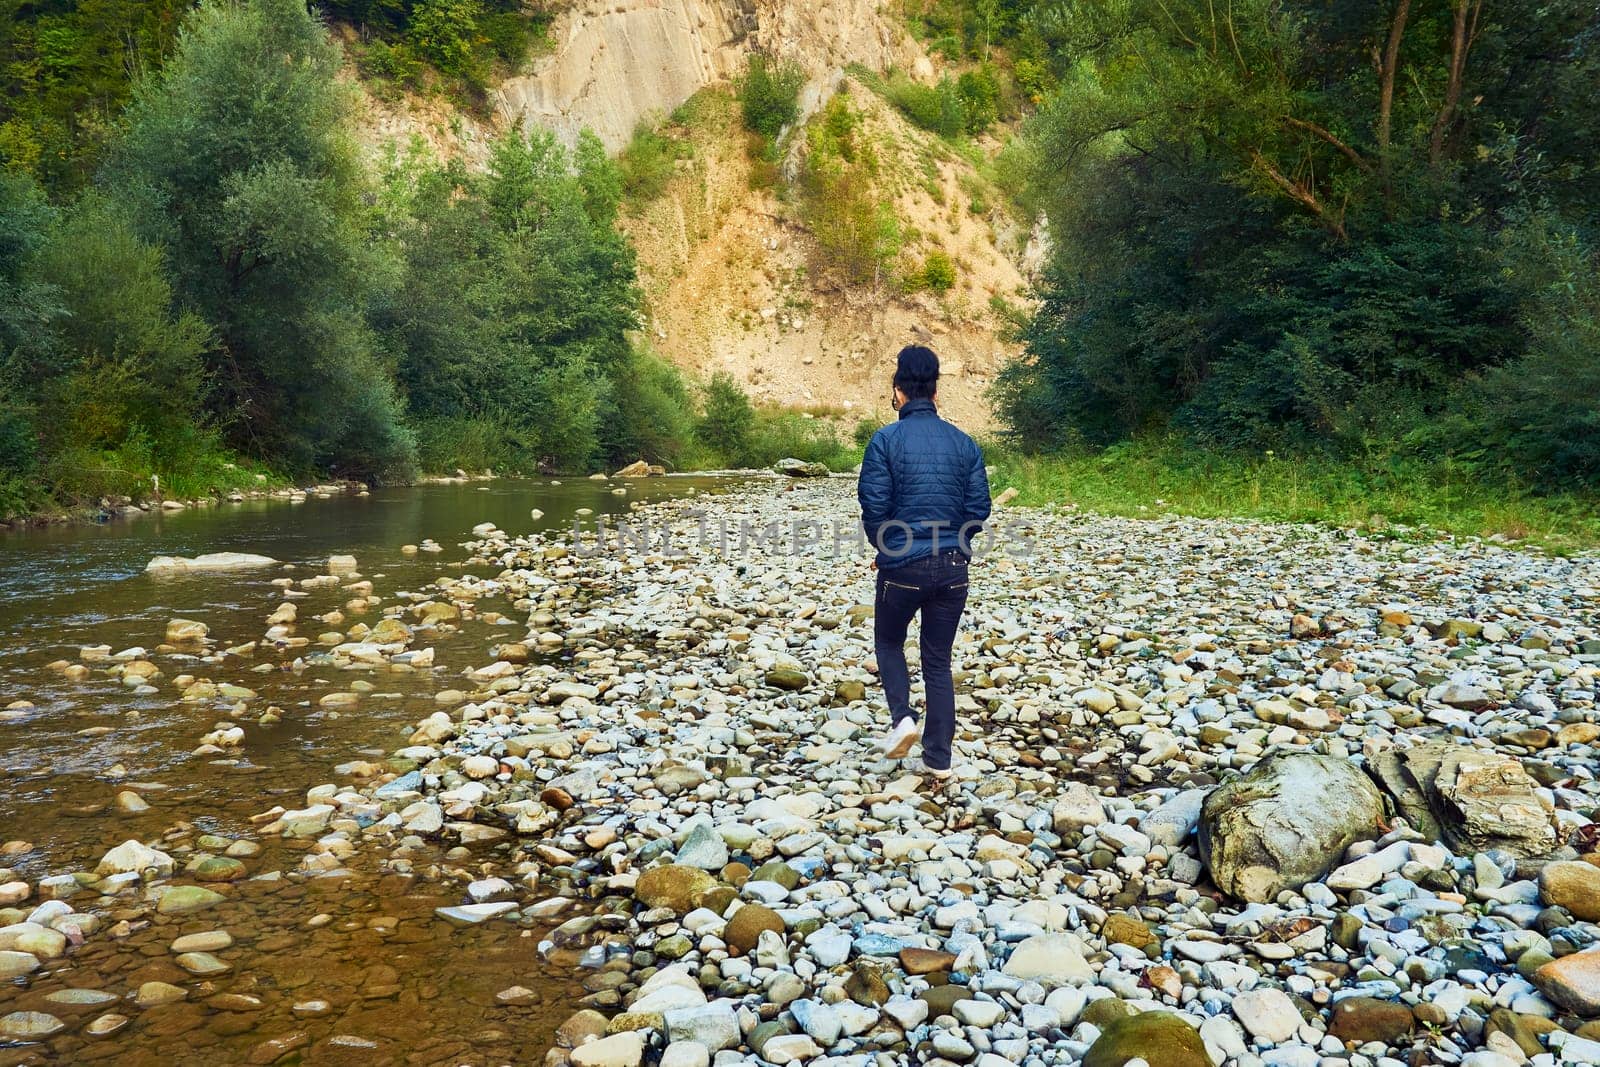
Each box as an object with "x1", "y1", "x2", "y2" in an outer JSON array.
[{"x1": 893, "y1": 344, "x2": 939, "y2": 400}]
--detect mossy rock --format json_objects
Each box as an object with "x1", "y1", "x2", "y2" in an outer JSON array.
[
  {"x1": 765, "y1": 667, "x2": 808, "y2": 691},
  {"x1": 634, "y1": 864, "x2": 717, "y2": 915},
  {"x1": 725, "y1": 903, "x2": 785, "y2": 954},
  {"x1": 1083, "y1": 1011, "x2": 1215, "y2": 1067}
]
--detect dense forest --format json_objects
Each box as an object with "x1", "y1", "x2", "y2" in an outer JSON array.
[
  {"x1": 0, "y1": 0, "x2": 1596, "y2": 520},
  {"x1": 0, "y1": 0, "x2": 855, "y2": 515},
  {"x1": 981, "y1": 0, "x2": 1600, "y2": 487}
]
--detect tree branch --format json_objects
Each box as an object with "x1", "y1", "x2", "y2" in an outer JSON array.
[
  {"x1": 1280, "y1": 116, "x2": 1373, "y2": 171},
  {"x1": 1250, "y1": 150, "x2": 1348, "y2": 240}
]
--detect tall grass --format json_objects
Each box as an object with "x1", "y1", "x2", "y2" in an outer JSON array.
[{"x1": 986, "y1": 438, "x2": 1600, "y2": 551}]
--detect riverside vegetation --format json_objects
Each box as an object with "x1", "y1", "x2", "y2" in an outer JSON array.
[{"x1": 3, "y1": 0, "x2": 1595, "y2": 535}]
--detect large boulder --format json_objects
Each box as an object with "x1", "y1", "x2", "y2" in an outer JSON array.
[
  {"x1": 1199, "y1": 753, "x2": 1386, "y2": 902},
  {"x1": 1373, "y1": 739, "x2": 1556, "y2": 855},
  {"x1": 1082, "y1": 1011, "x2": 1215, "y2": 1067},
  {"x1": 774, "y1": 458, "x2": 829, "y2": 478}
]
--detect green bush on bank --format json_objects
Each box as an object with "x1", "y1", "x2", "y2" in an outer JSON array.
[{"x1": 987, "y1": 439, "x2": 1600, "y2": 551}]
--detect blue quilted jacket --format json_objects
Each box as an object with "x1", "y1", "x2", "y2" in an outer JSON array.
[{"x1": 858, "y1": 397, "x2": 992, "y2": 567}]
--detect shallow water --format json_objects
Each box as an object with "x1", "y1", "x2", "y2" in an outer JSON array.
[{"x1": 0, "y1": 476, "x2": 732, "y2": 1065}]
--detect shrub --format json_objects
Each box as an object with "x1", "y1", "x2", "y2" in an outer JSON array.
[
  {"x1": 957, "y1": 67, "x2": 1000, "y2": 133},
  {"x1": 617, "y1": 121, "x2": 681, "y2": 206},
  {"x1": 918, "y1": 249, "x2": 957, "y2": 291},
  {"x1": 697, "y1": 373, "x2": 756, "y2": 466},
  {"x1": 737, "y1": 54, "x2": 805, "y2": 142},
  {"x1": 885, "y1": 73, "x2": 966, "y2": 139},
  {"x1": 361, "y1": 39, "x2": 424, "y2": 87},
  {"x1": 407, "y1": 0, "x2": 483, "y2": 82}
]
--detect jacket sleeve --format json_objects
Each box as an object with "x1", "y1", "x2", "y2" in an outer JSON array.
[
  {"x1": 964, "y1": 442, "x2": 992, "y2": 530},
  {"x1": 858, "y1": 429, "x2": 894, "y2": 551}
]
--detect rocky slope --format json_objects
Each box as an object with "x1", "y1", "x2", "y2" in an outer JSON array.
[
  {"x1": 347, "y1": 1, "x2": 1032, "y2": 428},
  {"x1": 618, "y1": 83, "x2": 1029, "y2": 430}
]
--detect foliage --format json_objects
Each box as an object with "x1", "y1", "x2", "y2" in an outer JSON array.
[
  {"x1": 617, "y1": 120, "x2": 686, "y2": 207},
  {"x1": 406, "y1": 0, "x2": 483, "y2": 83},
  {"x1": 988, "y1": 438, "x2": 1600, "y2": 551},
  {"x1": 736, "y1": 54, "x2": 805, "y2": 143},
  {"x1": 0, "y1": 0, "x2": 189, "y2": 191},
  {"x1": 884, "y1": 73, "x2": 967, "y2": 139},
  {"x1": 104, "y1": 0, "x2": 416, "y2": 480},
  {"x1": 693, "y1": 373, "x2": 860, "y2": 471},
  {"x1": 800, "y1": 94, "x2": 901, "y2": 287},
  {"x1": 377, "y1": 127, "x2": 665, "y2": 473},
  {"x1": 909, "y1": 249, "x2": 957, "y2": 292},
  {"x1": 697, "y1": 373, "x2": 756, "y2": 467},
  {"x1": 325, "y1": 0, "x2": 548, "y2": 98},
  {"x1": 997, "y1": 0, "x2": 1600, "y2": 489}
]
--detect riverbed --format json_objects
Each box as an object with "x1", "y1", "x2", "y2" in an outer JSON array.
[{"x1": 0, "y1": 476, "x2": 733, "y2": 1065}]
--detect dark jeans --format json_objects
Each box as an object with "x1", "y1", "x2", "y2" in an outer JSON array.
[{"x1": 874, "y1": 550, "x2": 970, "y2": 770}]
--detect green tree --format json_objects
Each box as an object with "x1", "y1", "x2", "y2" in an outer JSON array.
[
  {"x1": 737, "y1": 54, "x2": 805, "y2": 142},
  {"x1": 103, "y1": 0, "x2": 415, "y2": 479},
  {"x1": 999, "y1": 0, "x2": 1600, "y2": 474},
  {"x1": 407, "y1": 0, "x2": 482, "y2": 81},
  {"x1": 697, "y1": 373, "x2": 756, "y2": 466}
]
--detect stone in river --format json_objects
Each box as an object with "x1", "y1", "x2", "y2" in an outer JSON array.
[
  {"x1": 1231, "y1": 988, "x2": 1302, "y2": 1043},
  {"x1": 569, "y1": 1030, "x2": 645, "y2": 1067},
  {"x1": 663, "y1": 1001, "x2": 739, "y2": 1052},
  {"x1": 135, "y1": 981, "x2": 188, "y2": 1008},
  {"x1": 724, "y1": 903, "x2": 784, "y2": 954},
  {"x1": 634, "y1": 865, "x2": 716, "y2": 915},
  {"x1": 164, "y1": 618, "x2": 209, "y2": 642},
  {"x1": 44, "y1": 988, "x2": 117, "y2": 1007},
  {"x1": 901, "y1": 947, "x2": 957, "y2": 974},
  {"x1": 0, "y1": 951, "x2": 40, "y2": 980},
  {"x1": 0, "y1": 1012, "x2": 64, "y2": 1040},
  {"x1": 146, "y1": 553, "x2": 277, "y2": 573},
  {"x1": 96, "y1": 839, "x2": 175, "y2": 878},
  {"x1": 435, "y1": 902, "x2": 517, "y2": 926},
  {"x1": 157, "y1": 885, "x2": 226, "y2": 914},
  {"x1": 1199, "y1": 753, "x2": 1385, "y2": 902},
  {"x1": 1083, "y1": 1011, "x2": 1215, "y2": 1067},
  {"x1": 176, "y1": 951, "x2": 231, "y2": 977},
  {"x1": 192, "y1": 856, "x2": 246, "y2": 882},
  {"x1": 661, "y1": 1042, "x2": 710, "y2": 1067},
  {"x1": 1540, "y1": 862, "x2": 1600, "y2": 922},
  {"x1": 1052, "y1": 783, "x2": 1108, "y2": 832},
  {"x1": 1328, "y1": 997, "x2": 1415, "y2": 1044},
  {"x1": 676, "y1": 824, "x2": 730, "y2": 871},
  {"x1": 764, "y1": 667, "x2": 808, "y2": 691},
  {"x1": 85, "y1": 1013, "x2": 129, "y2": 1038}
]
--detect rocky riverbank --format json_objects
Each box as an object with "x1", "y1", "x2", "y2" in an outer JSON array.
[{"x1": 4, "y1": 476, "x2": 1600, "y2": 1067}]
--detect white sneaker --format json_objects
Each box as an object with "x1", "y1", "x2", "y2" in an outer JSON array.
[
  {"x1": 917, "y1": 759, "x2": 953, "y2": 780},
  {"x1": 878, "y1": 717, "x2": 921, "y2": 759}
]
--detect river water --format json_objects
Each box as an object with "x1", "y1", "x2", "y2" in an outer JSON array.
[{"x1": 0, "y1": 476, "x2": 732, "y2": 1065}]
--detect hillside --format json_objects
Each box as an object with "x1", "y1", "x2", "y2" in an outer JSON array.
[{"x1": 346, "y1": 0, "x2": 1036, "y2": 430}]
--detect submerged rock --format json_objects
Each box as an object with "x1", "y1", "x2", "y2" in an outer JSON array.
[{"x1": 145, "y1": 552, "x2": 277, "y2": 573}]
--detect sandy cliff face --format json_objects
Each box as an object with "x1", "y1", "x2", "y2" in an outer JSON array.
[
  {"x1": 348, "y1": 3, "x2": 1030, "y2": 429},
  {"x1": 496, "y1": 0, "x2": 921, "y2": 151},
  {"x1": 620, "y1": 82, "x2": 1029, "y2": 431}
]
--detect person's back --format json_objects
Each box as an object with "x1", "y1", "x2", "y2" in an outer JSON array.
[{"x1": 857, "y1": 345, "x2": 991, "y2": 777}]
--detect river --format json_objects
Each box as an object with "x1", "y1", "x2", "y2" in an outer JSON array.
[{"x1": 0, "y1": 476, "x2": 733, "y2": 1066}]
